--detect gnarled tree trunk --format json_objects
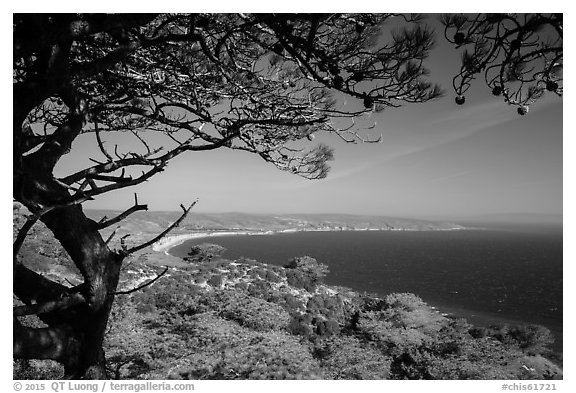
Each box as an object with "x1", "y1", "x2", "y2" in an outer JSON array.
[
  {"x1": 13, "y1": 58, "x2": 124, "y2": 376},
  {"x1": 13, "y1": 172, "x2": 125, "y2": 378}
]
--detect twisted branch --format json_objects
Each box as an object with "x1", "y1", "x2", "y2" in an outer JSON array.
[
  {"x1": 115, "y1": 267, "x2": 169, "y2": 295},
  {"x1": 121, "y1": 201, "x2": 197, "y2": 255},
  {"x1": 97, "y1": 194, "x2": 148, "y2": 229}
]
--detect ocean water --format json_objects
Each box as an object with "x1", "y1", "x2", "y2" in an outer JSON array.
[{"x1": 169, "y1": 225, "x2": 563, "y2": 349}]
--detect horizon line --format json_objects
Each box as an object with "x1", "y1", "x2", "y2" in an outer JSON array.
[{"x1": 82, "y1": 207, "x2": 563, "y2": 222}]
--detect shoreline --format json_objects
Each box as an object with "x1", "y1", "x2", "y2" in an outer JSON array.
[
  {"x1": 434, "y1": 303, "x2": 563, "y2": 353},
  {"x1": 152, "y1": 226, "x2": 467, "y2": 254},
  {"x1": 152, "y1": 230, "x2": 279, "y2": 253},
  {"x1": 151, "y1": 227, "x2": 562, "y2": 354}
]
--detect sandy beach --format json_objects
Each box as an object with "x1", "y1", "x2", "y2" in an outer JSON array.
[
  {"x1": 152, "y1": 230, "x2": 279, "y2": 253},
  {"x1": 152, "y1": 226, "x2": 466, "y2": 254}
]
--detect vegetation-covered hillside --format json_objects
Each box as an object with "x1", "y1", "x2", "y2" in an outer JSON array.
[
  {"x1": 14, "y1": 206, "x2": 562, "y2": 380},
  {"x1": 85, "y1": 210, "x2": 465, "y2": 237}
]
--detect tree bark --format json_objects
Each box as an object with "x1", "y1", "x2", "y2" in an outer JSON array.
[
  {"x1": 14, "y1": 171, "x2": 124, "y2": 378},
  {"x1": 13, "y1": 14, "x2": 160, "y2": 379}
]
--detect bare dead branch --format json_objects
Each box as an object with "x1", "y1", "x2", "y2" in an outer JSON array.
[
  {"x1": 89, "y1": 158, "x2": 105, "y2": 165},
  {"x1": 131, "y1": 130, "x2": 152, "y2": 155},
  {"x1": 64, "y1": 164, "x2": 165, "y2": 205},
  {"x1": 115, "y1": 267, "x2": 169, "y2": 295},
  {"x1": 105, "y1": 229, "x2": 118, "y2": 244},
  {"x1": 97, "y1": 195, "x2": 148, "y2": 229},
  {"x1": 94, "y1": 120, "x2": 113, "y2": 162},
  {"x1": 119, "y1": 234, "x2": 131, "y2": 250},
  {"x1": 60, "y1": 139, "x2": 224, "y2": 187},
  {"x1": 122, "y1": 200, "x2": 197, "y2": 255},
  {"x1": 87, "y1": 173, "x2": 133, "y2": 183}
]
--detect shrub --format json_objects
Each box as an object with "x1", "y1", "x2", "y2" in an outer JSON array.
[
  {"x1": 508, "y1": 355, "x2": 563, "y2": 380},
  {"x1": 306, "y1": 294, "x2": 346, "y2": 321},
  {"x1": 284, "y1": 256, "x2": 329, "y2": 291},
  {"x1": 384, "y1": 293, "x2": 427, "y2": 311},
  {"x1": 214, "y1": 332, "x2": 323, "y2": 379},
  {"x1": 105, "y1": 302, "x2": 188, "y2": 379},
  {"x1": 100, "y1": 259, "x2": 562, "y2": 381},
  {"x1": 355, "y1": 293, "x2": 447, "y2": 354},
  {"x1": 247, "y1": 279, "x2": 273, "y2": 299},
  {"x1": 359, "y1": 313, "x2": 432, "y2": 353},
  {"x1": 481, "y1": 323, "x2": 554, "y2": 355},
  {"x1": 167, "y1": 314, "x2": 323, "y2": 379},
  {"x1": 315, "y1": 319, "x2": 340, "y2": 336},
  {"x1": 264, "y1": 270, "x2": 281, "y2": 283},
  {"x1": 506, "y1": 325, "x2": 554, "y2": 354},
  {"x1": 360, "y1": 295, "x2": 388, "y2": 312},
  {"x1": 285, "y1": 256, "x2": 329, "y2": 276},
  {"x1": 218, "y1": 291, "x2": 291, "y2": 331},
  {"x1": 316, "y1": 336, "x2": 391, "y2": 379},
  {"x1": 288, "y1": 313, "x2": 315, "y2": 337},
  {"x1": 184, "y1": 243, "x2": 226, "y2": 263},
  {"x1": 283, "y1": 293, "x2": 304, "y2": 312},
  {"x1": 13, "y1": 360, "x2": 63, "y2": 380},
  {"x1": 389, "y1": 349, "x2": 435, "y2": 380},
  {"x1": 468, "y1": 326, "x2": 488, "y2": 339},
  {"x1": 285, "y1": 269, "x2": 314, "y2": 292},
  {"x1": 207, "y1": 274, "x2": 224, "y2": 288}
]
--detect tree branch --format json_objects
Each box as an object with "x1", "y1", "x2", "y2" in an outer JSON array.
[
  {"x1": 97, "y1": 194, "x2": 148, "y2": 230},
  {"x1": 27, "y1": 84, "x2": 87, "y2": 172},
  {"x1": 13, "y1": 263, "x2": 82, "y2": 327},
  {"x1": 115, "y1": 267, "x2": 169, "y2": 295},
  {"x1": 87, "y1": 173, "x2": 134, "y2": 183},
  {"x1": 13, "y1": 293, "x2": 86, "y2": 317},
  {"x1": 94, "y1": 120, "x2": 113, "y2": 162},
  {"x1": 13, "y1": 264, "x2": 70, "y2": 305},
  {"x1": 60, "y1": 137, "x2": 227, "y2": 187},
  {"x1": 105, "y1": 229, "x2": 118, "y2": 245},
  {"x1": 72, "y1": 40, "x2": 142, "y2": 79},
  {"x1": 122, "y1": 201, "x2": 197, "y2": 255}
]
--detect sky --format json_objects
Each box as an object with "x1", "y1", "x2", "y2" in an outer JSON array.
[{"x1": 52, "y1": 14, "x2": 563, "y2": 220}]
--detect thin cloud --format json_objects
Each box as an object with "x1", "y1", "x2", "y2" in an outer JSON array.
[
  {"x1": 322, "y1": 101, "x2": 516, "y2": 183},
  {"x1": 270, "y1": 97, "x2": 559, "y2": 187},
  {"x1": 368, "y1": 100, "x2": 524, "y2": 166}
]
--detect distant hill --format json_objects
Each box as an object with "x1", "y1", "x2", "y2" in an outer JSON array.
[
  {"x1": 84, "y1": 210, "x2": 465, "y2": 239},
  {"x1": 455, "y1": 213, "x2": 562, "y2": 227}
]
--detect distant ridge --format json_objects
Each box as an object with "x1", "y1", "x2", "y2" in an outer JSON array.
[
  {"x1": 458, "y1": 213, "x2": 562, "y2": 226},
  {"x1": 85, "y1": 210, "x2": 465, "y2": 235}
]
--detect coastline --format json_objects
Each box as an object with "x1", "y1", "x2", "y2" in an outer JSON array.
[
  {"x1": 151, "y1": 226, "x2": 562, "y2": 355},
  {"x1": 152, "y1": 226, "x2": 467, "y2": 254},
  {"x1": 152, "y1": 230, "x2": 279, "y2": 253},
  {"x1": 435, "y1": 303, "x2": 563, "y2": 353}
]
